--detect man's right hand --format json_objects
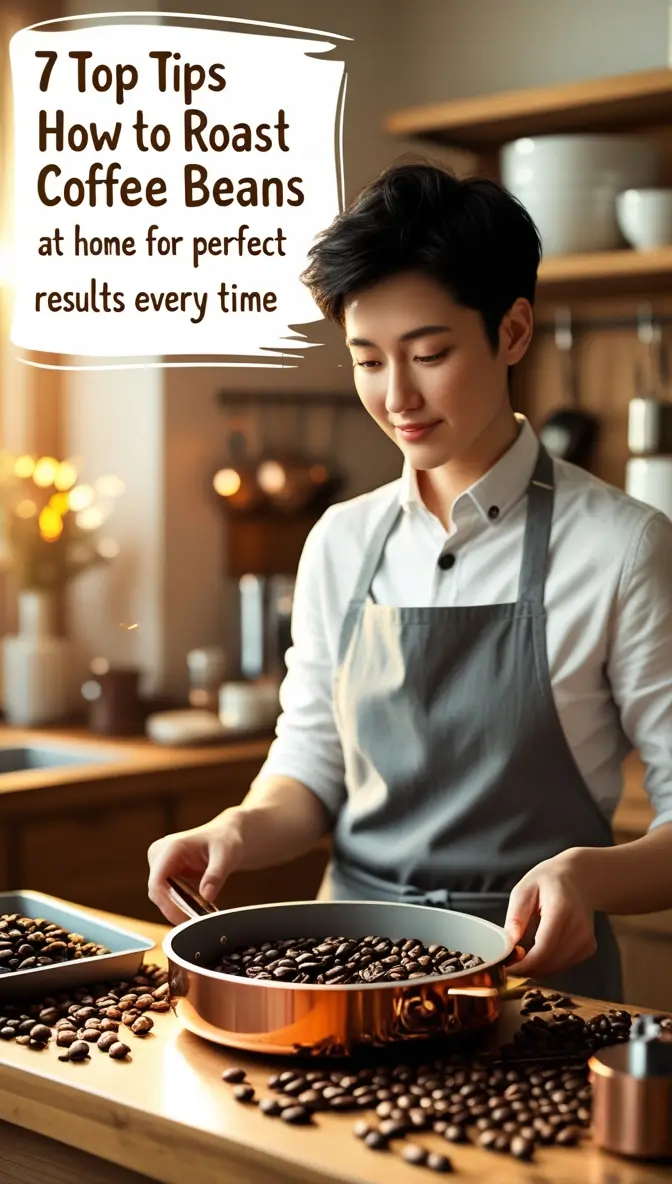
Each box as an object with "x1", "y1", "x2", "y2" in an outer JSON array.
[{"x1": 147, "y1": 809, "x2": 245, "y2": 924}]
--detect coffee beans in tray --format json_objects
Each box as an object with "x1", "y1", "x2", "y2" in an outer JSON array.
[
  {"x1": 0, "y1": 911, "x2": 111, "y2": 974},
  {"x1": 0, "y1": 962, "x2": 170, "y2": 1062},
  {"x1": 212, "y1": 934, "x2": 485, "y2": 985},
  {"x1": 221, "y1": 997, "x2": 646, "y2": 1171}
]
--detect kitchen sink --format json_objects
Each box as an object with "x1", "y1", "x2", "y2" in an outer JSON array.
[{"x1": 0, "y1": 745, "x2": 124, "y2": 774}]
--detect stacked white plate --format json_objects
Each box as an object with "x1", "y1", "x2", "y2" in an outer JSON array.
[{"x1": 500, "y1": 135, "x2": 660, "y2": 256}]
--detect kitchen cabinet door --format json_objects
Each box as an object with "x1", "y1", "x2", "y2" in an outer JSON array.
[
  {"x1": 0, "y1": 822, "x2": 9, "y2": 891},
  {"x1": 18, "y1": 799, "x2": 169, "y2": 922},
  {"x1": 612, "y1": 911, "x2": 672, "y2": 1012}
]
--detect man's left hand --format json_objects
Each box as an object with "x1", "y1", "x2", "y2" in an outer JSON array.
[{"x1": 504, "y1": 853, "x2": 596, "y2": 980}]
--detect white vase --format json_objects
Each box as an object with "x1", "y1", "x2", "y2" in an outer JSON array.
[{"x1": 3, "y1": 590, "x2": 71, "y2": 726}]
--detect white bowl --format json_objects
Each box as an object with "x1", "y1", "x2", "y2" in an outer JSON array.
[
  {"x1": 507, "y1": 186, "x2": 623, "y2": 255},
  {"x1": 501, "y1": 134, "x2": 659, "y2": 190},
  {"x1": 617, "y1": 188, "x2": 672, "y2": 249},
  {"x1": 500, "y1": 135, "x2": 660, "y2": 255}
]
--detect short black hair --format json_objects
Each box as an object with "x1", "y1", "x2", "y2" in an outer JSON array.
[{"x1": 300, "y1": 158, "x2": 543, "y2": 353}]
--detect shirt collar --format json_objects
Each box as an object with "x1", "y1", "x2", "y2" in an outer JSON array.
[{"x1": 399, "y1": 413, "x2": 540, "y2": 526}]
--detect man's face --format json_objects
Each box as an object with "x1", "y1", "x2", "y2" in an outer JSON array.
[{"x1": 344, "y1": 271, "x2": 532, "y2": 471}]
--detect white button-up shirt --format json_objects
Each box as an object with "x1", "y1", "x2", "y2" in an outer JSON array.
[{"x1": 259, "y1": 415, "x2": 672, "y2": 832}]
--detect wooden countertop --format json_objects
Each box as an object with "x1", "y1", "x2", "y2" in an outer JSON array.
[
  {"x1": 1, "y1": 901, "x2": 671, "y2": 1184},
  {"x1": 0, "y1": 725, "x2": 271, "y2": 812}
]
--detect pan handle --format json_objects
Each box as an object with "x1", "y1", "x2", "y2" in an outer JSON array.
[
  {"x1": 445, "y1": 984, "x2": 501, "y2": 999},
  {"x1": 445, "y1": 946, "x2": 528, "y2": 1000},
  {"x1": 167, "y1": 875, "x2": 220, "y2": 919}
]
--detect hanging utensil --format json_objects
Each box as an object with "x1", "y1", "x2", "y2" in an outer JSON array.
[
  {"x1": 538, "y1": 307, "x2": 599, "y2": 469},
  {"x1": 213, "y1": 404, "x2": 266, "y2": 515},
  {"x1": 303, "y1": 400, "x2": 344, "y2": 512}
]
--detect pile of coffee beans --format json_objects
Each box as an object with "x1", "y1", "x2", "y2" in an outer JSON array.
[
  {"x1": 0, "y1": 911, "x2": 111, "y2": 974},
  {"x1": 212, "y1": 934, "x2": 485, "y2": 985},
  {"x1": 0, "y1": 963, "x2": 169, "y2": 1062},
  {"x1": 221, "y1": 998, "x2": 637, "y2": 1170},
  {"x1": 519, "y1": 987, "x2": 575, "y2": 1015}
]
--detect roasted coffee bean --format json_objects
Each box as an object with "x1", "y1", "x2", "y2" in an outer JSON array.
[
  {"x1": 402, "y1": 1144, "x2": 427, "y2": 1165},
  {"x1": 364, "y1": 1130, "x2": 388, "y2": 1150},
  {"x1": 555, "y1": 1125, "x2": 581, "y2": 1145},
  {"x1": 281, "y1": 1106, "x2": 312, "y2": 1125},
  {"x1": 378, "y1": 1119, "x2": 407, "y2": 1139},
  {"x1": 131, "y1": 1016, "x2": 154, "y2": 1036},
  {"x1": 426, "y1": 1152, "x2": 453, "y2": 1173},
  {"x1": 67, "y1": 1040, "x2": 91, "y2": 1061},
  {"x1": 81, "y1": 1029, "x2": 102, "y2": 1044},
  {"x1": 353, "y1": 1119, "x2": 372, "y2": 1138},
  {"x1": 233, "y1": 1084, "x2": 255, "y2": 1102},
  {"x1": 510, "y1": 1134, "x2": 534, "y2": 1160},
  {"x1": 297, "y1": 1090, "x2": 321, "y2": 1107},
  {"x1": 443, "y1": 1124, "x2": 467, "y2": 1143},
  {"x1": 97, "y1": 1032, "x2": 119, "y2": 1053},
  {"x1": 222, "y1": 1067, "x2": 247, "y2": 1083},
  {"x1": 211, "y1": 932, "x2": 484, "y2": 984},
  {"x1": 0, "y1": 915, "x2": 111, "y2": 976},
  {"x1": 56, "y1": 1030, "x2": 77, "y2": 1048},
  {"x1": 108, "y1": 1042, "x2": 131, "y2": 1060},
  {"x1": 259, "y1": 1097, "x2": 282, "y2": 1116}
]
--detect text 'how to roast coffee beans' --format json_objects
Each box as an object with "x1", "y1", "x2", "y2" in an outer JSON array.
[
  {"x1": 0, "y1": 911, "x2": 111, "y2": 973},
  {"x1": 212, "y1": 933, "x2": 485, "y2": 985},
  {"x1": 0, "y1": 963, "x2": 169, "y2": 1064},
  {"x1": 222, "y1": 1000, "x2": 638, "y2": 1171}
]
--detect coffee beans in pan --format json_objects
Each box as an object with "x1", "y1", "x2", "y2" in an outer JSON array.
[
  {"x1": 0, "y1": 912, "x2": 111, "y2": 973},
  {"x1": 212, "y1": 934, "x2": 485, "y2": 985},
  {"x1": 222, "y1": 999, "x2": 638, "y2": 1170},
  {"x1": 0, "y1": 962, "x2": 169, "y2": 1064}
]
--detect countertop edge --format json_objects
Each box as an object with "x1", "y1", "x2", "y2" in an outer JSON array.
[{"x1": 0, "y1": 1066, "x2": 350, "y2": 1184}]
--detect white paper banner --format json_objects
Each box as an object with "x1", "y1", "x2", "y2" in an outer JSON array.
[{"x1": 9, "y1": 15, "x2": 347, "y2": 361}]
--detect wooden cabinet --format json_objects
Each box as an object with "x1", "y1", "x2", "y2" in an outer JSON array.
[
  {"x1": 19, "y1": 800, "x2": 170, "y2": 922},
  {"x1": 612, "y1": 911, "x2": 672, "y2": 1013},
  {"x1": 0, "y1": 824, "x2": 8, "y2": 892},
  {"x1": 0, "y1": 743, "x2": 331, "y2": 924}
]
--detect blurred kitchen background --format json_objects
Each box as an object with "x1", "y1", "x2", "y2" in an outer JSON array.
[{"x1": 1, "y1": 0, "x2": 672, "y2": 1009}]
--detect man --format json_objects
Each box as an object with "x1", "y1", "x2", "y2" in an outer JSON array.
[{"x1": 148, "y1": 162, "x2": 672, "y2": 1000}]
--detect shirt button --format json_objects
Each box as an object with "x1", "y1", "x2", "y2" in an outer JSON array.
[
  {"x1": 438, "y1": 552, "x2": 456, "y2": 571},
  {"x1": 488, "y1": 505, "x2": 500, "y2": 520}
]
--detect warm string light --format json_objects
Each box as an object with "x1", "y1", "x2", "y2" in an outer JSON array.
[{"x1": 1, "y1": 453, "x2": 125, "y2": 559}]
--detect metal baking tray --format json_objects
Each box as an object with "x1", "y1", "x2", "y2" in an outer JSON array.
[{"x1": 0, "y1": 891, "x2": 155, "y2": 998}]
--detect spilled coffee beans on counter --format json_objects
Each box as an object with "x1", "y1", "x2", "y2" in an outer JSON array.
[
  {"x1": 0, "y1": 962, "x2": 169, "y2": 1062},
  {"x1": 212, "y1": 933, "x2": 485, "y2": 984},
  {"x1": 222, "y1": 999, "x2": 637, "y2": 1171},
  {"x1": 0, "y1": 911, "x2": 111, "y2": 972}
]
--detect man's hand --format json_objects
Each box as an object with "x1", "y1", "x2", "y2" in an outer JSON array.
[{"x1": 504, "y1": 853, "x2": 597, "y2": 980}]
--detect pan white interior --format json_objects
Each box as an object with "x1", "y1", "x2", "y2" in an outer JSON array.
[{"x1": 167, "y1": 900, "x2": 513, "y2": 982}]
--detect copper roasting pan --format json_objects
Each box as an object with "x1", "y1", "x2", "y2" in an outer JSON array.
[{"x1": 163, "y1": 877, "x2": 524, "y2": 1057}]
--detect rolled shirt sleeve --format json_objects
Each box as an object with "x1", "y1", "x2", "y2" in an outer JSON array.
[
  {"x1": 607, "y1": 511, "x2": 672, "y2": 830},
  {"x1": 256, "y1": 508, "x2": 347, "y2": 820}
]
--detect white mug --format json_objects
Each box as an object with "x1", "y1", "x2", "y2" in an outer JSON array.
[{"x1": 218, "y1": 679, "x2": 280, "y2": 731}]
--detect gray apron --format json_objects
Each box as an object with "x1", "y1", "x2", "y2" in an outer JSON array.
[{"x1": 328, "y1": 443, "x2": 623, "y2": 1002}]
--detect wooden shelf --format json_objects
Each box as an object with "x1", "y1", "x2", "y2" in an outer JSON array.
[
  {"x1": 536, "y1": 245, "x2": 672, "y2": 294},
  {"x1": 386, "y1": 67, "x2": 672, "y2": 152}
]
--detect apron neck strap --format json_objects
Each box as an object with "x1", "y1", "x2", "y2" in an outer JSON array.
[
  {"x1": 517, "y1": 443, "x2": 555, "y2": 607},
  {"x1": 349, "y1": 498, "x2": 402, "y2": 605}
]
